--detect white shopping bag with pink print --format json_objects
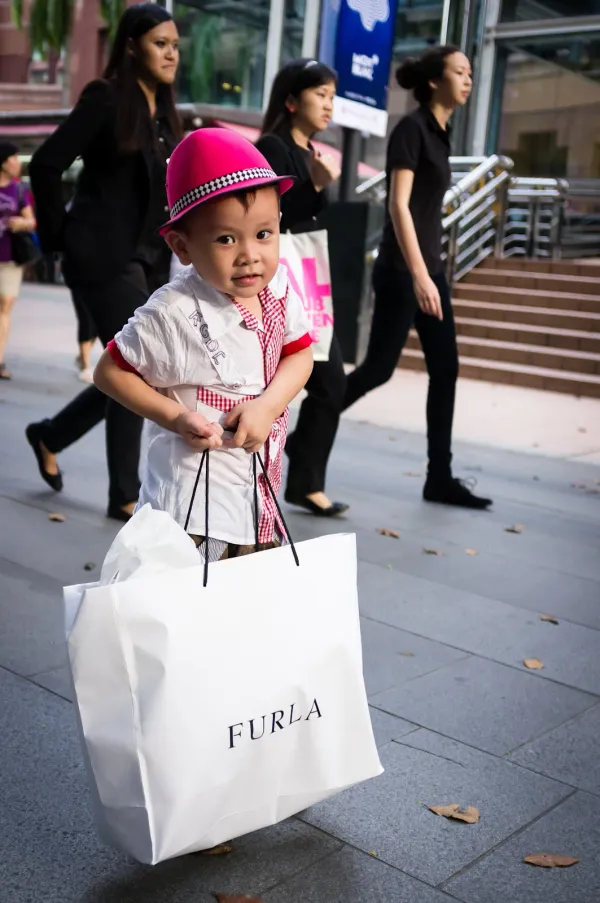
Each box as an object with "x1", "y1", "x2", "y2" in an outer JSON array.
[{"x1": 279, "y1": 229, "x2": 334, "y2": 361}]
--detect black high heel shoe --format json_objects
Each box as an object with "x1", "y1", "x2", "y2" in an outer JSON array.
[
  {"x1": 285, "y1": 494, "x2": 349, "y2": 518},
  {"x1": 25, "y1": 422, "x2": 63, "y2": 492}
]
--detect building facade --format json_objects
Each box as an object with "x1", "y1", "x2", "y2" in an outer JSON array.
[{"x1": 1, "y1": 0, "x2": 599, "y2": 179}]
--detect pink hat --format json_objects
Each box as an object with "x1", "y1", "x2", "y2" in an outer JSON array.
[{"x1": 160, "y1": 128, "x2": 294, "y2": 234}]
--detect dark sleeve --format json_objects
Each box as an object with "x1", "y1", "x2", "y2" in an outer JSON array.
[
  {"x1": 387, "y1": 116, "x2": 423, "y2": 173},
  {"x1": 29, "y1": 80, "x2": 114, "y2": 253},
  {"x1": 256, "y1": 134, "x2": 326, "y2": 230}
]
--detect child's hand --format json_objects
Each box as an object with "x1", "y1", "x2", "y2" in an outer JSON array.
[
  {"x1": 222, "y1": 398, "x2": 275, "y2": 453},
  {"x1": 175, "y1": 411, "x2": 223, "y2": 451}
]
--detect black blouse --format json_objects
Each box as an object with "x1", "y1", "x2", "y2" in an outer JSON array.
[
  {"x1": 378, "y1": 105, "x2": 451, "y2": 275},
  {"x1": 255, "y1": 129, "x2": 327, "y2": 233}
]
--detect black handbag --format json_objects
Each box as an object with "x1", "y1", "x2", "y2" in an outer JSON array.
[{"x1": 10, "y1": 182, "x2": 41, "y2": 266}]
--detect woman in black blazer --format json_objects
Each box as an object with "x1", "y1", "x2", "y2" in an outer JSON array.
[
  {"x1": 26, "y1": 3, "x2": 181, "y2": 521},
  {"x1": 257, "y1": 59, "x2": 348, "y2": 517}
]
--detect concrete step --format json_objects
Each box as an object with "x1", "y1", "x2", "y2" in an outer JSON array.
[
  {"x1": 398, "y1": 347, "x2": 600, "y2": 397},
  {"x1": 452, "y1": 298, "x2": 600, "y2": 333},
  {"x1": 487, "y1": 257, "x2": 600, "y2": 279},
  {"x1": 407, "y1": 332, "x2": 600, "y2": 375},
  {"x1": 454, "y1": 316, "x2": 600, "y2": 355},
  {"x1": 462, "y1": 267, "x2": 600, "y2": 296},
  {"x1": 455, "y1": 281, "x2": 600, "y2": 313}
]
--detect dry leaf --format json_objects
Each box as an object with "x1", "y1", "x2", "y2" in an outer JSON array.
[
  {"x1": 213, "y1": 895, "x2": 264, "y2": 903},
  {"x1": 428, "y1": 804, "x2": 480, "y2": 824},
  {"x1": 523, "y1": 658, "x2": 544, "y2": 670},
  {"x1": 585, "y1": 488, "x2": 600, "y2": 495},
  {"x1": 48, "y1": 513, "x2": 65, "y2": 523},
  {"x1": 377, "y1": 528, "x2": 400, "y2": 539},
  {"x1": 400, "y1": 651, "x2": 415, "y2": 657},
  {"x1": 201, "y1": 843, "x2": 233, "y2": 856},
  {"x1": 540, "y1": 614, "x2": 559, "y2": 625},
  {"x1": 505, "y1": 524, "x2": 524, "y2": 534},
  {"x1": 464, "y1": 548, "x2": 479, "y2": 556},
  {"x1": 423, "y1": 547, "x2": 444, "y2": 556},
  {"x1": 369, "y1": 850, "x2": 379, "y2": 857},
  {"x1": 83, "y1": 562, "x2": 96, "y2": 572},
  {"x1": 577, "y1": 427, "x2": 587, "y2": 434},
  {"x1": 524, "y1": 853, "x2": 579, "y2": 868},
  {"x1": 404, "y1": 471, "x2": 422, "y2": 477}
]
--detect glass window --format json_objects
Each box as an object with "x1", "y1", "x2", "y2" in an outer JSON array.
[
  {"x1": 498, "y1": 43, "x2": 600, "y2": 177},
  {"x1": 500, "y1": 0, "x2": 600, "y2": 23},
  {"x1": 280, "y1": 0, "x2": 306, "y2": 66},
  {"x1": 174, "y1": 1, "x2": 270, "y2": 108}
]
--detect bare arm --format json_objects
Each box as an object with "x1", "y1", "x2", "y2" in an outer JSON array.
[
  {"x1": 8, "y1": 204, "x2": 36, "y2": 233},
  {"x1": 389, "y1": 169, "x2": 442, "y2": 320},
  {"x1": 223, "y1": 347, "x2": 314, "y2": 452},
  {"x1": 94, "y1": 351, "x2": 223, "y2": 450}
]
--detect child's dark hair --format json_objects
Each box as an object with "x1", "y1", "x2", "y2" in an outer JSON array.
[
  {"x1": 396, "y1": 45, "x2": 462, "y2": 106},
  {"x1": 262, "y1": 58, "x2": 338, "y2": 136},
  {"x1": 170, "y1": 185, "x2": 280, "y2": 233}
]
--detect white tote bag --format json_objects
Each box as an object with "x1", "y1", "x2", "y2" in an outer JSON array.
[
  {"x1": 279, "y1": 229, "x2": 334, "y2": 362},
  {"x1": 64, "y1": 504, "x2": 382, "y2": 864}
]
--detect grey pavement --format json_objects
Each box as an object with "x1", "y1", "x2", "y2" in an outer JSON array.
[{"x1": 1, "y1": 282, "x2": 600, "y2": 902}]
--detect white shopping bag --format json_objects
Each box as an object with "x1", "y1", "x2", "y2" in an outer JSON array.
[
  {"x1": 64, "y1": 509, "x2": 382, "y2": 865},
  {"x1": 279, "y1": 230, "x2": 334, "y2": 361}
]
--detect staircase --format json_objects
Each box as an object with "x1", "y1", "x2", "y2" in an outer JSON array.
[{"x1": 402, "y1": 258, "x2": 600, "y2": 398}]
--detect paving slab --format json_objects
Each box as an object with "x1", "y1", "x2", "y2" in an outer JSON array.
[
  {"x1": 368, "y1": 706, "x2": 419, "y2": 747},
  {"x1": 29, "y1": 664, "x2": 73, "y2": 701},
  {"x1": 0, "y1": 558, "x2": 67, "y2": 676},
  {"x1": 300, "y1": 731, "x2": 572, "y2": 886},
  {"x1": 444, "y1": 791, "x2": 600, "y2": 903},
  {"x1": 265, "y1": 846, "x2": 452, "y2": 902},
  {"x1": 359, "y1": 550, "x2": 600, "y2": 632},
  {"x1": 358, "y1": 565, "x2": 600, "y2": 694},
  {"x1": 0, "y1": 667, "x2": 343, "y2": 903},
  {"x1": 360, "y1": 617, "x2": 470, "y2": 697},
  {"x1": 509, "y1": 702, "x2": 600, "y2": 796},
  {"x1": 0, "y1": 495, "x2": 118, "y2": 587},
  {"x1": 370, "y1": 656, "x2": 598, "y2": 755}
]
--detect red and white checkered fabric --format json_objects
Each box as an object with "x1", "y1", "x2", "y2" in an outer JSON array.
[{"x1": 196, "y1": 284, "x2": 290, "y2": 543}]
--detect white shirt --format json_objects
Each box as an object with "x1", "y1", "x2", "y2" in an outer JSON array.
[{"x1": 111, "y1": 264, "x2": 311, "y2": 544}]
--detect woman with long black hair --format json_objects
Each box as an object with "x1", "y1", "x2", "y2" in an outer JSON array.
[
  {"x1": 26, "y1": 2, "x2": 182, "y2": 521},
  {"x1": 257, "y1": 59, "x2": 348, "y2": 518},
  {"x1": 343, "y1": 46, "x2": 492, "y2": 509}
]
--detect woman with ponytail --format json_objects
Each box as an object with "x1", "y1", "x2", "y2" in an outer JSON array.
[{"x1": 343, "y1": 46, "x2": 492, "y2": 509}]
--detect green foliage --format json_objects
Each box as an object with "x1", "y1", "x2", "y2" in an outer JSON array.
[
  {"x1": 189, "y1": 14, "x2": 221, "y2": 103},
  {"x1": 100, "y1": 0, "x2": 125, "y2": 41},
  {"x1": 11, "y1": 0, "x2": 74, "y2": 54}
]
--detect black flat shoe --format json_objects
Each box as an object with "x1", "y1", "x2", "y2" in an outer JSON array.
[
  {"x1": 423, "y1": 476, "x2": 492, "y2": 510},
  {"x1": 285, "y1": 495, "x2": 350, "y2": 518},
  {"x1": 25, "y1": 421, "x2": 63, "y2": 492},
  {"x1": 107, "y1": 504, "x2": 135, "y2": 523}
]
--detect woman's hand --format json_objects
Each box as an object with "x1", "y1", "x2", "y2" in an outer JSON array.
[
  {"x1": 310, "y1": 150, "x2": 341, "y2": 191},
  {"x1": 7, "y1": 216, "x2": 32, "y2": 233},
  {"x1": 413, "y1": 272, "x2": 443, "y2": 320},
  {"x1": 222, "y1": 398, "x2": 275, "y2": 454},
  {"x1": 174, "y1": 411, "x2": 223, "y2": 451}
]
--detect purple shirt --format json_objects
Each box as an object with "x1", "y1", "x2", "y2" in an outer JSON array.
[{"x1": 0, "y1": 181, "x2": 32, "y2": 263}]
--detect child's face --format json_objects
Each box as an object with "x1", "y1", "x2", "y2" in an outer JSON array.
[{"x1": 166, "y1": 187, "x2": 281, "y2": 300}]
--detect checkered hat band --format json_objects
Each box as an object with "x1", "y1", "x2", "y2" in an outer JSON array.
[{"x1": 170, "y1": 168, "x2": 278, "y2": 218}]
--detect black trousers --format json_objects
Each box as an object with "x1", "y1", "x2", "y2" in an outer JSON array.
[
  {"x1": 343, "y1": 265, "x2": 458, "y2": 478},
  {"x1": 71, "y1": 288, "x2": 97, "y2": 345},
  {"x1": 41, "y1": 262, "x2": 164, "y2": 509},
  {"x1": 285, "y1": 333, "x2": 346, "y2": 498}
]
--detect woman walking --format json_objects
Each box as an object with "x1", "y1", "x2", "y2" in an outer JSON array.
[
  {"x1": 26, "y1": 2, "x2": 181, "y2": 521},
  {"x1": 0, "y1": 142, "x2": 36, "y2": 380},
  {"x1": 343, "y1": 46, "x2": 491, "y2": 509},
  {"x1": 257, "y1": 59, "x2": 348, "y2": 517}
]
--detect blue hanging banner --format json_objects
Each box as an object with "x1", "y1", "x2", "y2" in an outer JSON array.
[{"x1": 319, "y1": 0, "x2": 399, "y2": 137}]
